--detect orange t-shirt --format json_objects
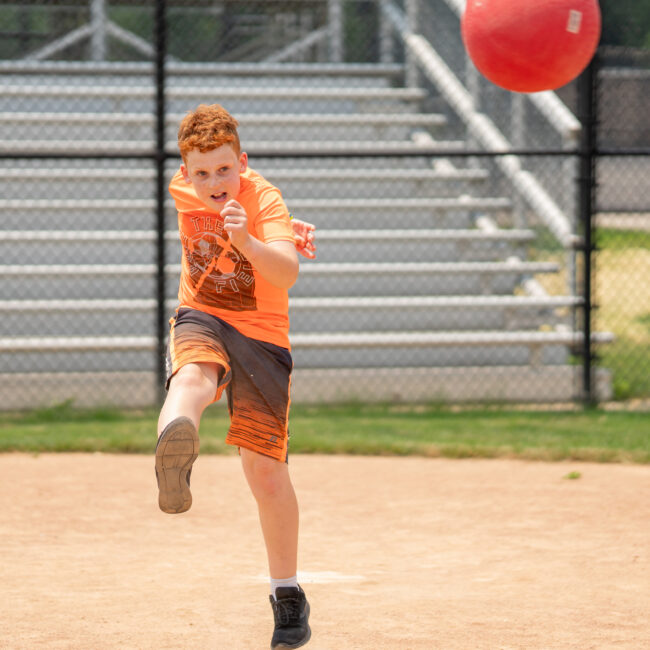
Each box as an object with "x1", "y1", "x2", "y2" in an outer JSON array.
[{"x1": 168, "y1": 167, "x2": 295, "y2": 349}]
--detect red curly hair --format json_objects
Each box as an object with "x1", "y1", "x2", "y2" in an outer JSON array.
[{"x1": 177, "y1": 104, "x2": 241, "y2": 160}]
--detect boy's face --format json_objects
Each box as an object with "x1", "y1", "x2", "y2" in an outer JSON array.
[{"x1": 181, "y1": 144, "x2": 248, "y2": 212}]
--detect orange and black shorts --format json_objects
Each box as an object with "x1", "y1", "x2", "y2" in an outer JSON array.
[{"x1": 165, "y1": 307, "x2": 293, "y2": 462}]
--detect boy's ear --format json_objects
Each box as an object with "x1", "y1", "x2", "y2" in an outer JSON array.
[
  {"x1": 180, "y1": 164, "x2": 191, "y2": 184},
  {"x1": 239, "y1": 152, "x2": 248, "y2": 173}
]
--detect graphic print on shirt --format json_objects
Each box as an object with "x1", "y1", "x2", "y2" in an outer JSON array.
[{"x1": 182, "y1": 214, "x2": 256, "y2": 311}]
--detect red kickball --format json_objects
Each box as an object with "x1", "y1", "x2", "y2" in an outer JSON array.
[{"x1": 461, "y1": 0, "x2": 602, "y2": 93}]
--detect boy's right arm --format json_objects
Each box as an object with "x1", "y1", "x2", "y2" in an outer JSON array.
[{"x1": 223, "y1": 199, "x2": 299, "y2": 289}]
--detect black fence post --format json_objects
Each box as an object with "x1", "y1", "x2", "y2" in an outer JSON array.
[
  {"x1": 154, "y1": 0, "x2": 167, "y2": 404},
  {"x1": 576, "y1": 51, "x2": 599, "y2": 407}
]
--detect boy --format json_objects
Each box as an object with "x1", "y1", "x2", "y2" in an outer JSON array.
[{"x1": 155, "y1": 103, "x2": 313, "y2": 649}]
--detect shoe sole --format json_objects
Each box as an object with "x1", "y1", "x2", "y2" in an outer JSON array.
[
  {"x1": 155, "y1": 417, "x2": 199, "y2": 514},
  {"x1": 271, "y1": 603, "x2": 311, "y2": 649}
]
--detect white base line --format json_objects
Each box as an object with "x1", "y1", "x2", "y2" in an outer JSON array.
[{"x1": 255, "y1": 571, "x2": 365, "y2": 584}]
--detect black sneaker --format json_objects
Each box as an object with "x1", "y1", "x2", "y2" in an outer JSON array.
[
  {"x1": 155, "y1": 416, "x2": 199, "y2": 514},
  {"x1": 269, "y1": 585, "x2": 311, "y2": 649}
]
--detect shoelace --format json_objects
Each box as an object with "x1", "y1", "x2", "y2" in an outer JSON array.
[{"x1": 273, "y1": 596, "x2": 301, "y2": 626}]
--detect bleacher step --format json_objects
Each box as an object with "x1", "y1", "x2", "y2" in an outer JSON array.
[
  {"x1": 0, "y1": 60, "x2": 603, "y2": 404},
  {"x1": 0, "y1": 260, "x2": 560, "y2": 300},
  {"x1": 0, "y1": 84, "x2": 427, "y2": 101},
  {"x1": 0, "y1": 260, "x2": 559, "y2": 277},
  {"x1": 1, "y1": 330, "x2": 613, "y2": 352},
  {"x1": 0, "y1": 167, "x2": 488, "y2": 181},
  {"x1": 0, "y1": 111, "x2": 448, "y2": 143},
  {"x1": 0, "y1": 330, "x2": 613, "y2": 373},
  {"x1": 0, "y1": 61, "x2": 406, "y2": 78},
  {"x1": 0, "y1": 166, "x2": 491, "y2": 201},
  {"x1": 0, "y1": 295, "x2": 579, "y2": 337},
  {"x1": 0, "y1": 295, "x2": 582, "y2": 313},
  {"x1": 0, "y1": 111, "x2": 447, "y2": 126},
  {"x1": 0, "y1": 227, "x2": 533, "y2": 265},
  {"x1": 0, "y1": 227, "x2": 534, "y2": 243}
]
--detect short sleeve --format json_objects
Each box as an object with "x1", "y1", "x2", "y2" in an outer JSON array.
[{"x1": 253, "y1": 185, "x2": 295, "y2": 245}]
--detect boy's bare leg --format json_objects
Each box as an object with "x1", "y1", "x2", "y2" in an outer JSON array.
[
  {"x1": 240, "y1": 448, "x2": 299, "y2": 579},
  {"x1": 242, "y1": 449, "x2": 311, "y2": 648},
  {"x1": 158, "y1": 362, "x2": 221, "y2": 436}
]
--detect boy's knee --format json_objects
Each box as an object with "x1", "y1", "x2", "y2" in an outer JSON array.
[
  {"x1": 171, "y1": 363, "x2": 219, "y2": 395},
  {"x1": 244, "y1": 452, "x2": 288, "y2": 498}
]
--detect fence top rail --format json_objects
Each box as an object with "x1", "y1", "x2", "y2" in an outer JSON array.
[
  {"x1": 0, "y1": 60, "x2": 405, "y2": 77},
  {"x1": 0, "y1": 140, "x2": 471, "y2": 158}
]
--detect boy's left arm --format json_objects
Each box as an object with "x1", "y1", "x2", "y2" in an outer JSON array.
[
  {"x1": 291, "y1": 219, "x2": 316, "y2": 259},
  {"x1": 222, "y1": 199, "x2": 299, "y2": 289}
]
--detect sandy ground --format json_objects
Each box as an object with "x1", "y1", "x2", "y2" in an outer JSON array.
[{"x1": 1, "y1": 453, "x2": 648, "y2": 650}]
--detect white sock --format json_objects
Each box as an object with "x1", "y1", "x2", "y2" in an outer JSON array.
[{"x1": 270, "y1": 575, "x2": 298, "y2": 599}]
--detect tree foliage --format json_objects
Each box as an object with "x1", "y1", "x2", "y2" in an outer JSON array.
[{"x1": 601, "y1": 0, "x2": 650, "y2": 49}]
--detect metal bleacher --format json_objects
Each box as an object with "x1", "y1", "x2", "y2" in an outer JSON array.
[{"x1": 0, "y1": 7, "x2": 613, "y2": 408}]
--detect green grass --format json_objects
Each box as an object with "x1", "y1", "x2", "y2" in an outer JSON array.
[
  {"x1": 530, "y1": 226, "x2": 650, "y2": 398},
  {"x1": 595, "y1": 230, "x2": 650, "y2": 399},
  {"x1": 600, "y1": 338, "x2": 650, "y2": 400},
  {"x1": 596, "y1": 228, "x2": 650, "y2": 251},
  {"x1": 1, "y1": 402, "x2": 648, "y2": 463}
]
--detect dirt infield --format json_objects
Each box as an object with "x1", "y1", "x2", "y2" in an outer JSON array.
[{"x1": 1, "y1": 453, "x2": 648, "y2": 649}]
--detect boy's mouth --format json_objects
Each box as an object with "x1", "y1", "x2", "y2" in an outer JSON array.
[{"x1": 211, "y1": 191, "x2": 227, "y2": 202}]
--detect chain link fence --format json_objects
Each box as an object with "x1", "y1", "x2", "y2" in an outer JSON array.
[
  {"x1": 593, "y1": 46, "x2": 650, "y2": 401},
  {"x1": 0, "y1": 0, "x2": 647, "y2": 409}
]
